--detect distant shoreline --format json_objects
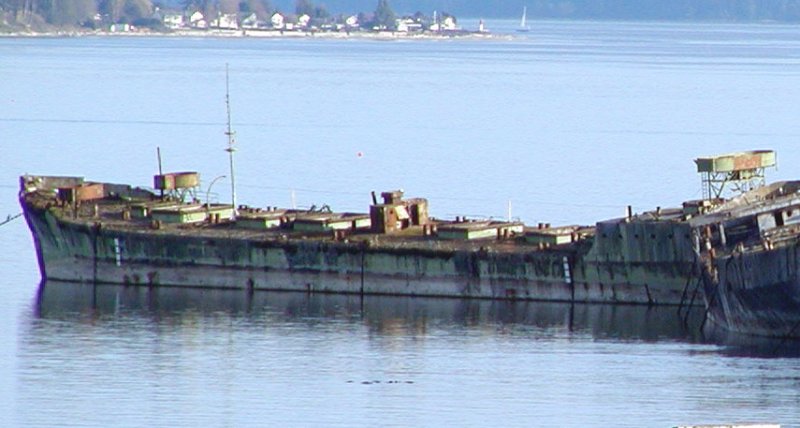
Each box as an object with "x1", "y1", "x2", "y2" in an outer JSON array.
[{"x1": 0, "y1": 27, "x2": 510, "y2": 41}]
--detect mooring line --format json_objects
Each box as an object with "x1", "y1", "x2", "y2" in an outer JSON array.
[{"x1": 0, "y1": 212, "x2": 22, "y2": 228}]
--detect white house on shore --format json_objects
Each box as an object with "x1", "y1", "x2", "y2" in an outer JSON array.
[
  {"x1": 395, "y1": 18, "x2": 423, "y2": 33},
  {"x1": 297, "y1": 14, "x2": 310, "y2": 28},
  {"x1": 270, "y1": 13, "x2": 284, "y2": 29},
  {"x1": 189, "y1": 11, "x2": 207, "y2": 29},
  {"x1": 211, "y1": 13, "x2": 238, "y2": 30},
  {"x1": 430, "y1": 15, "x2": 457, "y2": 31},
  {"x1": 163, "y1": 13, "x2": 185, "y2": 29},
  {"x1": 241, "y1": 13, "x2": 260, "y2": 29}
]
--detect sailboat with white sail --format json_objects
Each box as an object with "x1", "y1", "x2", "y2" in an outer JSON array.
[{"x1": 517, "y1": 6, "x2": 530, "y2": 32}]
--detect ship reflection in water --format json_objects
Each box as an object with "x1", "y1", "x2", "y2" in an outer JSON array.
[
  {"x1": 22, "y1": 280, "x2": 800, "y2": 428},
  {"x1": 32, "y1": 280, "x2": 800, "y2": 357},
  {"x1": 33, "y1": 280, "x2": 704, "y2": 340}
]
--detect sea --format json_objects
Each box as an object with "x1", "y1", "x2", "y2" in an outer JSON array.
[{"x1": 2, "y1": 19, "x2": 800, "y2": 427}]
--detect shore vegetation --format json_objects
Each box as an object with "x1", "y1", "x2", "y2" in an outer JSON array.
[{"x1": 0, "y1": 0, "x2": 470, "y2": 36}]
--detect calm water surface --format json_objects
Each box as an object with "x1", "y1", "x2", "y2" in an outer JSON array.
[{"x1": 3, "y1": 20, "x2": 800, "y2": 427}]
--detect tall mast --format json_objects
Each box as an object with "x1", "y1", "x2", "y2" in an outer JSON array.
[
  {"x1": 521, "y1": 6, "x2": 527, "y2": 28},
  {"x1": 225, "y1": 63, "x2": 238, "y2": 216}
]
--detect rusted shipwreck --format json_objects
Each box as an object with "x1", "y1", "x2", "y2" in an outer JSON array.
[{"x1": 19, "y1": 150, "x2": 800, "y2": 337}]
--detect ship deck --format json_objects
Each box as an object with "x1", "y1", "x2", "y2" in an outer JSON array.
[{"x1": 24, "y1": 187, "x2": 590, "y2": 256}]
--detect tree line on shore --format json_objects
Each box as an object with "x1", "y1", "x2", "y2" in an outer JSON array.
[
  {"x1": 5, "y1": 0, "x2": 800, "y2": 31},
  {"x1": 0, "y1": 1, "x2": 269, "y2": 29},
  {"x1": 0, "y1": 0, "x2": 405, "y2": 31}
]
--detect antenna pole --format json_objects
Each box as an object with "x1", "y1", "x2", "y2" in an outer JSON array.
[
  {"x1": 225, "y1": 63, "x2": 238, "y2": 216},
  {"x1": 157, "y1": 146, "x2": 164, "y2": 198},
  {"x1": 157, "y1": 147, "x2": 163, "y2": 175}
]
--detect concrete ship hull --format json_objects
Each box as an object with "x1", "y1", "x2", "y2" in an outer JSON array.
[
  {"x1": 703, "y1": 242, "x2": 800, "y2": 338},
  {"x1": 21, "y1": 148, "x2": 800, "y2": 336},
  {"x1": 21, "y1": 184, "x2": 692, "y2": 305}
]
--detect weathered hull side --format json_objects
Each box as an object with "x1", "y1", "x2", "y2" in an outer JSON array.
[
  {"x1": 23, "y1": 200, "x2": 690, "y2": 304},
  {"x1": 578, "y1": 261, "x2": 692, "y2": 305},
  {"x1": 705, "y1": 243, "x2": 800, "y2": 337},
  {"x1": 579, "y1": 219, "x2": 697, "y2": 305}
]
